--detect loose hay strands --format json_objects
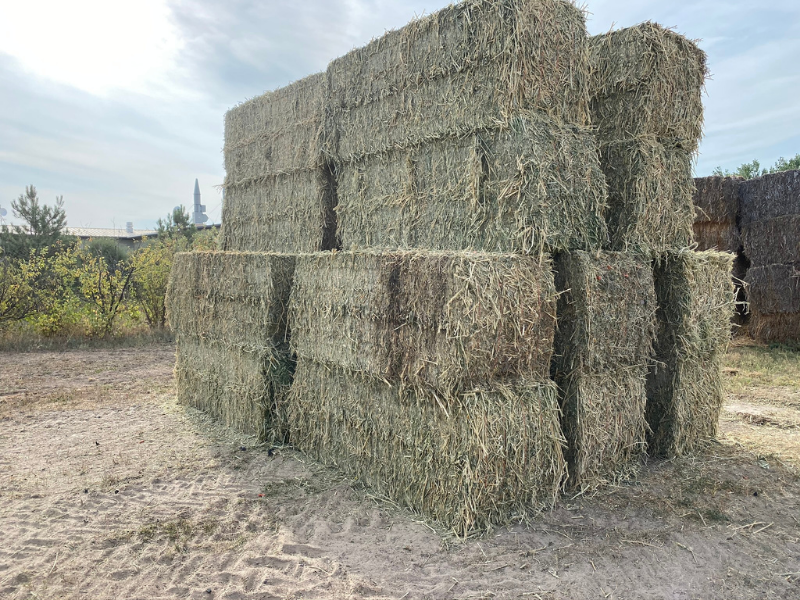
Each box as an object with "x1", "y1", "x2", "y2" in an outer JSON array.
[
  {"x1": 739, "y1": 169, "x2": 800, "y2": 226},
  {"x1": 551, "y1": 251, "x2": 657, "y2": 489},
  {"x1": 166, "y1": 251, "x2": 297, "y2": 440},
  {"x1": 289, "y1": 250, "x2": 557, "y2": 392},
  {"x1": 288, "y1": 358, "x2": 567, "y2": 536},
  {"x1": 175, "y1": 339, "x2": 293, "y2": 442},
  {"x1": 742, "y1": 216, "x2": 800, "y2": 266},
  {"x1": 647, "y1": 250, "x2": 736, "y2": 458},
  {"x1": 588, "y1": 22, "x2": 707, "y2": 150},
  {"x1": 336, "y1": 112, "x2": 609, "y2": 254},
  {"x1": 219, "y1": 170, "x2": 336, "y2": 253},
  {"x1": 326, "y1": 0, "x2": 591, "y2": 161},
  {"x1": 598, "y1": 137, "x2": 695, "y2": 254}
]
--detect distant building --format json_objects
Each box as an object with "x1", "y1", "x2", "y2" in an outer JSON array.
[
  {"x1": 192, "y1": 179, "x2": 209, "y2": 226},
  {"x1": 65, "y1": 223, "x2": 159, "y2": 249}
]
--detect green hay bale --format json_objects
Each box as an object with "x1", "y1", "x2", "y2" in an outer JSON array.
[
  {"x1": 166, "y1": 251, "x2": 296, "y2": 349},
  {"x1": 288, "y1": 358, "x2": 566, "y2": 536},
  {"x1": 647, "y1": 250, "x2": 736, "y2": 458},
  {"x1": 289, "y1": 251, "x2": 557, "y2": 391},
  {"x1": 326, "y1": 0, "x2": 591, "y2": 161},
  {"x1": 175, "y1": 339, "x2": 293, "y2": 442},
  {"x1": 551, "y1": 250, "x2": 657, "y2": 489},
  {"x1": 335, "y1": 112, "x2": 608, "y2": 254},
  {"x1": 166, "y1": 251, "x2": 297, "y2": 439},
  {"x1": 739, "y1": 169, "x2": 800, "y2": 226},
  {"x1": 588, "y1": 22, "x2": 706, "y2": 150},
  {"x1": 219, "y1": 170, "x2": 336, "y2": 253},
  {"x1": 224, "y1": 73, "x2": 327, "y2": 181},
  {"x1": 599, "y1": 137, "x2": 695, "y2": 254},
  {"x1": 742, "y1": 216, "x2": 800, "y2": 266}
]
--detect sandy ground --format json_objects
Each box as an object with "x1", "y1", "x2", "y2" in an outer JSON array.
[{"x1": 0, "y1": 344, "x2": 798, "y2": 599}]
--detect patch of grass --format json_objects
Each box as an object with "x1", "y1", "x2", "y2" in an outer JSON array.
[
  {"x1": 0, "y1": 327, "x2": 174, "y2": 353},
  {"x1": 724, "y1": 341, "x2": 800, "y2": 395}
]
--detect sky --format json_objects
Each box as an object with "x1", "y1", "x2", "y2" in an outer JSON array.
[{"x1": 0, "y1": 0, "x2": 798, "y2": 230}]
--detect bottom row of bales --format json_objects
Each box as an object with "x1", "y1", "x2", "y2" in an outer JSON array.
[{"x1": 166, "y1": 249, "x2": 734, "y2": 535}]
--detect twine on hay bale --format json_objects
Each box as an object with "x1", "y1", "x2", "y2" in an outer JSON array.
[{"x1": 646, "y1": 249, "x2": 736, "y2": 458}]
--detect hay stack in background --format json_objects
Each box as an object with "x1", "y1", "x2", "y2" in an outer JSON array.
[
  {"x1": 290, "y1": 251, "x2": 557, "y2": 391},
  {"x1": 550, "y1": 251, "x2": 657, "y2": 488},
  {"x1": 221, "y1": 73, "x2": 337, "y2": 253},
  {"x1": 647, "y1": 250, "x2": 736, "y2": 458},
  {"x1": 326, "y1": 0, "x2": 592, "y2": 162},
  {"x1": 740, "y1": 170, "x2": 800, "y2": 342},
  {"x1": 589, "y1": 23, "x2": 706, "y2": 254},
  {"x1": 289, "y1": 360, "x2": 566, "y2": 536},
  {"x1": 335, "y1": 113, "x2": 608, "y2": 254},
  {"x1": 692, "y1": 176, "x2": 743, "y2": 253},
  {"x1": 166, "y1": 251, "x2": 296, "y2": 440}
]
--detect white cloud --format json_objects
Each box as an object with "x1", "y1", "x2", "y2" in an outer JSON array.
[{"x1": 0, "y1": 0, "x2": 183, "y2": 96}]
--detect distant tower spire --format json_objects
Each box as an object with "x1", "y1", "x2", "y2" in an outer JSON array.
[{"x1": 192, "y1": 178, "x2": 208, "y2": 226}]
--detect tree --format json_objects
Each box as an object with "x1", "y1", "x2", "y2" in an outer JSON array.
[
  {"x1": 129, "y1": 237, "x2": 187, "y2": 328},
  {"x1": 767, "y1": 153, "x2": 800, "y2": 174},
  {"x1": 711, "y1": 154, "x2": 800, "y2": 179},
  {"x1": 0, "y1": 186, "x2": 68, "y2": 258},
  {"x1": 157, "y1": 205, "x2": 196, "y2": 243}
]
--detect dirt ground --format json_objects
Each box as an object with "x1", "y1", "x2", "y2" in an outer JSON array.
[{"x1": 0, "y1": 343, "x2": 798, "y2": 600}]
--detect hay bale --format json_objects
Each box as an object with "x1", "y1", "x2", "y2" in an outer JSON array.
[
  {"x1": 742, "y1": 216, "x2": 800, "y2": 266},
  {"x1": 745, "y1": 263, "x2": 800, "y2": 314},
  {"x1": 335, "y1": 113, "x2": 608, "y2": 254},
  {"x1": 327, "y1": 0, "x2": 591, "y2": 161},
  {"x1": 221, "y1": 73, "x2": 337, "y2": 253},
  {"x1": 166, "y1": 251, "x2": 297, "y2": 439},
  {"x1": 220, "y1": 171, "x2": 337, "y2": 253},
  {"x1": 739, "y1": 169, "x2": 800, "y2": 226},
  {"x1": 692, "y1": 176, "x2": 742, "y2": 253},
  {"x1": 588, "y1": 22, "x2": 706, "y2": 150},
  {"x1": 599, "y1": 137, "x2": 695, "y2": 254},
  {"x1": 224, "y1": 73, "x2": 326, "y2": 182},
  {"x1": 289, "y1": 251, "x2": 557, "y2": 391},
  {"x1": 646, "y1": 250, "x2": 736, "y2": 458},
  {"x1": 551, "y1": 250, "x2": 657, "y2": 488},
  {"x1": 175, "y1": 339, "x2": 293, "y2": 442},
  {"x1": 288, "y1": 358, "x2": 566, "y2": 535}
]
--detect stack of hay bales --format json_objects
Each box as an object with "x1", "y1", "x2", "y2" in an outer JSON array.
[
  {"x1": 741, "y1": 170, "x2": 800, "y2": 341},
  {"x1": 166, "y1": 252, "x2": 296, "y2": 442},
  {"x1": 326, "y1": 0, "x2": 609, "y2": 254},
  {"x1": 589, "y1": 25, "x2": 735, "y2": 458},
  {"x1": 221, "y1": 73, "x2": 336, "y2": 253},
  {"x1": 589, "y1": 22, "x2": 706, "y2": 253},
  {"x1": 289, "y1": 251, "x2": 566, "y2": 534},
  {"x1": 646, "y1": 250, "x2": 736, "y2": 457}
]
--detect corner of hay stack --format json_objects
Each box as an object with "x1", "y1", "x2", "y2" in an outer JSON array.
[
  {"x1": 166, "y1": 251, "x2": 297, "y2": 442},
  {"x1": 647, "y1": 249, "x2": 736, "y2": 458},
  {"x1": 288, "y1": 358, "x2": 567, "y2": 536},
  {"x1": 551, "y1": 250, "x2": 658, "y2": 489}
]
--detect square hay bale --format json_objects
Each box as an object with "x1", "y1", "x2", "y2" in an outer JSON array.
[
  {"x1": 175, "y1": 339, "x2": 293, "y2": 442},
  {"x1": 551, "y1": 250, "x2": 657, "y2": 488},
  {"x1": 224, "y1": 73, "x2": 327, "y2": 182},
  {"x1": 646, "y1": 250, "x2": 736, "y2": 458},
  {"x1": 219, "y1": 171, "x2": 337, "y2": 253},
  {"x1": 739, "y1": 169, "x2": 800, "y2": 227},
  {"x1": 166, "y1": 251, "x2": 297, "y2": 439},
  {"x1": 588, "y1": 22, "x2": 707, "y2": 150},
  {"x1": 692, "y1": 176, "x2": 742, "y2": 253},
  {"x1": 599, "y1": 137, "x2": 695, "y2": 254},
  {"x1": 745, "y1": 264, "x2": 800, "y2": 342},
  {"x1": 327, "y1": 0, "x2": 591, "y2": 161},
  {"x1": 335, "y1": 113, "x2": 608, "y2": 254},
  {"x1": 166, "y1": 251, "x2": 296, "y2": 349},
  {"x1": 288, "y1": 358, "x2": 566, "y2": 536},
  {"x1": 289, "y1": 251, "x2": 557, "y2": 391},
  {"x1": 693, "y1": 222, "x2": 741, "y2": 255},
  {"x1": 742, "y1": 216, "x2": 800, "y2": 266}
]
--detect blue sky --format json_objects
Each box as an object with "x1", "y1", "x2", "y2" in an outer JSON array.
[{"x1": 0, "y1": 0, "x2": 798, "y2": 229}]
